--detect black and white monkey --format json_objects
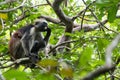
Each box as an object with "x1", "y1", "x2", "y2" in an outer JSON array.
[{"x1": 8, "y1": 18, "x2": 51, "y2": 67}]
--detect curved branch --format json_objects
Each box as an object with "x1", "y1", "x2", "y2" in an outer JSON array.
[
  {"x1": 0, "y1": 0, "x2": 16, "y2": 5},
  {"x1": 39, "y1": 15, "x2": 107, "y2": 32},
  {"x1": 82, "y1": 34, "x2": 120, "y2": 80},
  {"x1": 52, "y1": 0, "x2": 72, "y2": 24},
  {"x1": 48, "y1": 40, "x2": 78, "y2": 54},
  {"x1": 105, "y1": 34, "x2": 120, "y2": 67},
  {"x1": 52, "y1": 0, "x2": 74, "y2": 51},
  {"x1": 40, "y1": 15, "x2": 64, "y2": 25},
  {"x1": 0, "y1": 0, "x2": 27, "y2": 13},
  {"x1": 73, "y1": 20, "x2": 108, "y2": 32},
  {"x1": 40, "y1": 15, "x2": 120, "y2": 33},
  {"x1": 82, "y1": 65, "x2": 115, "y2": 80}
]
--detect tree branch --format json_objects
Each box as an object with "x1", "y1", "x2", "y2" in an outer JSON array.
[
  {"x1": 82, "y1": 34, "x2": 120, "y2": 80},
  {"x1": 46, "y1": 0, "x2": 52, "y2": 6},
  {"x1": 105, "y1": 34, "x2": 120, "y2": 67},
  {"x1": 0, "y1": 0, "x2": 27, "y2": 13},
  {"x1": 0, "y1": 58, "x2": 29, "y2": 69},
  {"x1": 30, "y1": 3, "x2": 49, "y2": 8},
  {"x1": 40, "y1": 15, "x2": 65, "y2": 25},
  {"x1": 72, "y1": 1, "x2": 95, "y2": 21},
  {"x1": 52, "y1": 0, "x2": 71, "y2": 24},
  {"x1": 0, "y1": 0, "x2": 16, "y2": 5},
  {"x1": 0, "y1": 70, "x2": 5, "y2": 80},
  {"x1": 39, "y1": 15, "x2": 107, "y2": 32},
  {"x1": 52, "y1": 0, "x2": 74, "y2": 51},
  {"x1": 48, "y1": 40, "x2": 78, "y2": 54},
  {"x1": 73, "y1": 19, "x2": 108, "y2": 32}
]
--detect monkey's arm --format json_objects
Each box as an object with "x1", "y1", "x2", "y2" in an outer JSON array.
[
  {"x1": 44, "y1": 28, "x2": 51, "y2": 44},
  {"x1": 20, "y1": 32, "x2": 31, "y2": 56}
]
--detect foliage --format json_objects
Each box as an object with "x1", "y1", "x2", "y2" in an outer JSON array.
[{"x1": 0, "y1": 0, "x2": 120, "y2": 80}]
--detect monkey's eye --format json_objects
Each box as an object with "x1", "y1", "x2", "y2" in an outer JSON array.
[
  {"x1": 35, "y1": 22, "x2": 39, "y2": 25},
  {"x1": 42, "y1": 22, "x2": 47, "y2": 27},
  {"x1": 43, "y1": 22, "x2": 47, "y2": 25}
]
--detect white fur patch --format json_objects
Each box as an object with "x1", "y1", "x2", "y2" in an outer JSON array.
[
  {"x1": 44, "y1": 26, "x2": 47, "y2": 30},
  {"x1": 34, "y1": 18, "x2": 47, "y2": 24},
  {"x1": 30, "y1": 27, "x2": 35, "y2": 35}
]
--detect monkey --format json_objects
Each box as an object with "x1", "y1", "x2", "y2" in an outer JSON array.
[{"x1": 8, "y1": 18, "x2": 51, "y2": 67}]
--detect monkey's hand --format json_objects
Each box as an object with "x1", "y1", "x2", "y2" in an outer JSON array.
[
  {"x1": 46, "y1": 28, "x2": 51, "y2": 32},
  {"x1": 42, "y1": 27, "x2": 51, "y2": 32},
  {"x1": 29, "y1": 53, "x2": 40, "y2": 64}
]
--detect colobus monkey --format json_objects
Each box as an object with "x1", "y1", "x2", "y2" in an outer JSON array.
[{"x1": 8, "y1": 18, "x2": 51, "y2": 67}]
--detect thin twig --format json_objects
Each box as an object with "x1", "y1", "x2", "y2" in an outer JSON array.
[
  {"x1": 30, "y1": 3, "x2": 49, "y2": 8},
  {"x1": 82, "y1": 0, "x2": 119, "y2": 34},
  {"x1": 0, "y1": 0, "x2": 27, "y2": 12},
  {"x1": 46, "y1": 0, "x2": 52, "y2": 6},
  {"x1": 0, "y1": 0, "x2": 16, "y2": 5},
  {"x1": 0, "y1": 18, "x2": 5, "y2": 35},
  {"x1": 0, "y1": 58, "x2": 29, "y2": 69},
  {"x1": 48, "y1": 40, "x2": 78, "y2": 54},
  {"x1": 72, "y1": 1, "x2": 95, "y2": 21}
]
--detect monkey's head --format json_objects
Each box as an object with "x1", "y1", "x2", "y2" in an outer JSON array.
[
  {"x1": 13, "y1": 31, "x2": 22, "y2": 38},
  {"x1": 34, "y1": 18, "x2": 48, "y2": 32}
]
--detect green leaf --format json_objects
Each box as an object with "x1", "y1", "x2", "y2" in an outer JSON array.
[
  {"x1": 80, "y1": 47, "x2": 93, "y2": 66},
  {"x1": 36, "y1": 73, "x2": 55, "y2": 80},
  {"x1": 0, "y1": 45, "x2": 6, "y2": 52},
  {"x1": 97, "y1": 8, "x2": 105, "y2": 20},
  {"x1": 0, "y1": 25, "x2": 2, "y2": 30},
  {"x1": 96, "y1": 0, "x2": 112, "y2": 6},
  {"x1": 37, "y1": 59, "x2": 58, "y2": 67},
  {"x1": 108, "y1": 5, "x2": 118, "y2": 22},
  {"x1": 97, "y1": 38, "x2": 109, "y2": 52},
  {"x1": 3, "y1": 69, "x2": 28, "y2": 80},
  {"x1": 60, "y1": 62, "x2": 73, "y2": 78},
  {"x1": 0, "y1": 13, "x2": 8, "y2": 19},
  {"x1": 96, "y1": 0, "x2": 119, "y2": 6}
]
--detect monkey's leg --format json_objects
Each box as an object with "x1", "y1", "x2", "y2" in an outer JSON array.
[{"x1": 30, "y1": 41, "x2": 41, "y2": 63}]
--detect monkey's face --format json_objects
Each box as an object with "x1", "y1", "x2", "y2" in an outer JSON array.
[{"x1": 34, "y1": 19, "x2": 48, "y2": 32}]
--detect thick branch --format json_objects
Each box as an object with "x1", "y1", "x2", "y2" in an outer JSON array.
[
  {"x1": 52, "y1": 0, "x2": 73, "y2": 32},
  {"x1": 40, "y1": 15, "x2": 107, "y2": 32},
  {"x1": 40, "y1": 15, "x2": 64, "y2": 25},
  {"x1": 73, "y1": 20, "x2": 108, "y2": 32},
  {"x1": 52, "y1": 0, "x2": 74, "y2": 51},
  {"x1": 52, "y1": 0, "x2": 72, "y2": 24},
  {"x1": 105, "y1": 34, "x2": 120, "y2": 67},
  {"x1": 40, "y1": 15, "x2": 120, "y2": 34}
]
